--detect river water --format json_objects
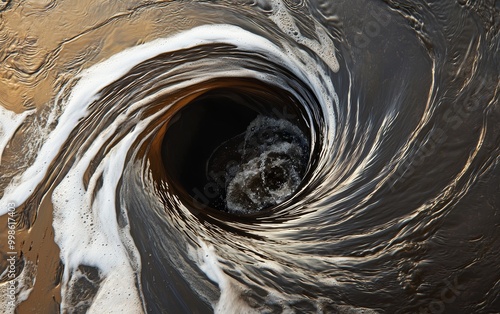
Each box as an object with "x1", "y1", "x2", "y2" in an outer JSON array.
[{"x1": 0, "y1": 0, "x2": 498, "y2": 313}]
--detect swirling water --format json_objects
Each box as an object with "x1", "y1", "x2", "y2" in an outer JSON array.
[{"x1": 0, "y1": 0, "x2": 498, "y2": 313}]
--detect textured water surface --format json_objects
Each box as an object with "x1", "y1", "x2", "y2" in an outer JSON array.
[{"x1": 0, "y1": 0, "x2": 499, "y2": 313}]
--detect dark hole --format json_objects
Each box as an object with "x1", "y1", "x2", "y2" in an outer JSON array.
[
  {"x1": 161, "y1": 83, "x2": 310, "y2": 214},
  {"x1": 162, "y1": 89, "x2": 258, "y2": 209}
]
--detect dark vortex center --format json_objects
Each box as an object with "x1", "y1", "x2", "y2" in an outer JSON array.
[{"x1": 161, "y1": 80, "x2": 311, "y2": 214}]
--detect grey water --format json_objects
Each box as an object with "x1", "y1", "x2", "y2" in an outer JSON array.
[{"x1": 0, "y1": 0, "x2": 498, "y2": 313}]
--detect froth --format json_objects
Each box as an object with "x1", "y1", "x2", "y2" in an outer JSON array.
[
  {"x1": 0, "y1": 107, "x2": 33, "y2": 166},
  {"x1": 189, "y1": 241, "x2": 258, "y2": 314},
  {"x1": 0, "y1": 21, "x2": 339, "y2": 312},
  {"x1": 269, "y1": 0, "x2": 340, "y2": 73},
  {"x1": 0, "y1": 261, "x2": 36, "y2": 314},
  {"x1": 52, "y1": 118, "x2": 152, "y2": 312}
]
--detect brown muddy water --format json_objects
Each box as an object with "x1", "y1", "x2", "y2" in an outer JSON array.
[{"x1": 0, "y1": 0, "x2": 499, "y2": 313}]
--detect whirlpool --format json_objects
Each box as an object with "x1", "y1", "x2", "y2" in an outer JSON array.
[{"x1": 0, "y1": 0, "x2": 498, "y2": 313}]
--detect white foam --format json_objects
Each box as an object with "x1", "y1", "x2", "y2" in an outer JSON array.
[
  {"x1": 0, "y1": 23, "x2": 338, "y2": 216},
  {"x1": 0, "y1": 106, "x2": 34, "y2": 165},
  {"x1": 226, "y1": 115, "x2": 307, "y2": 213},
  {"x1": 189, "y1": 241, "x2": 258, "y2": 314},
  {"x1": 269, "y1": 0, "x2": 340, "y2": 73},
  {"x1": 51, "y1": 114, "x2": 159, "y2": 312},
  {"x1": 0, "y1": 21, "x2": 340, "y2": 312},
  {"x1": 0, "y1": 260, "x2": 36, "y2": 314},
  {"x1": 226, "y1": 148, "x2": 302, "y2": 213},
  {"x1": 266, "y1": 1, "x2": 341, "y2": 154},
  {"x1": 191, "y1": 241, "x2": 352, "y2": 313}
]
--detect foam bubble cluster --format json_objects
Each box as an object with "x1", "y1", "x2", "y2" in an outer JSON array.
[{"x1": 226, "y1": 116, "x2": 308, "y2": 213}]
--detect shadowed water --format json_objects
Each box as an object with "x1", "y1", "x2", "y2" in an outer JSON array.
[{"x1": 0, "y1": 0, "x2": 498, "y2": 313}]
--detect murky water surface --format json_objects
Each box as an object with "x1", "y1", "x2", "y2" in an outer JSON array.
[{"x1": 0, "y1": 0, "x2": 498, "y2": 313}]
